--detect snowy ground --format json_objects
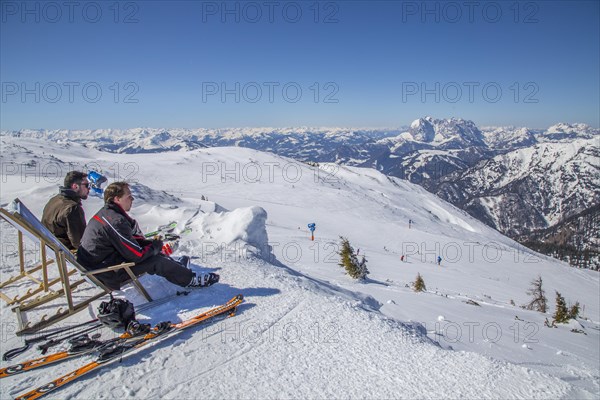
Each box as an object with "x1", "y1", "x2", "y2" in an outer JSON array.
[{"x1": 0, "y1": 136, "x2": 598, "y2": 399}]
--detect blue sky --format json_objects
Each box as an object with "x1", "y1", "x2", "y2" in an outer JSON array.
[{"x1": 1, "y1": 0, "x2": 599, "y2": 129}]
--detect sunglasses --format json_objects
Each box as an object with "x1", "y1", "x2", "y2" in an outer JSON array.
[{"x1": 80, "y1": 182, "x2": 90, "y2": 188}]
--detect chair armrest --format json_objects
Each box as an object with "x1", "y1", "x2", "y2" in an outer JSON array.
[{"x1": 86, "y1": 262, "x2": 136, "y2": 275}]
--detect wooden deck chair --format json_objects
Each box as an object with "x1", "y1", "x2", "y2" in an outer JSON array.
[{"x1": 0, "y1": 198, "x2": 153, "y2": 335}]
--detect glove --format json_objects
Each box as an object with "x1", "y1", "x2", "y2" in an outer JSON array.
[
  {"x1": 151, "y1": 240, "x2": 164, "y2": 255},
  {"x1": 161, "y1": 241, "x2": 179, "y2": 256}
]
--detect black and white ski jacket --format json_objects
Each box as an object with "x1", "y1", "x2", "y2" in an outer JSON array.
[{"x1": 77, "y1": 202, "x2": 160, "y2": 282}]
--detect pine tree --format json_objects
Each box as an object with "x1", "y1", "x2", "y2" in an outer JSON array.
[
  {"x1": 553, "y1": 291, "x2": 569, "y2": 323},
  {"x1": 525, "y1": 275, "x2": 547, "y2": 313},
  {"x1": 356, "y1": 255, "x2": 370, "y2": 280},
  {"x1": 413, "y1": 273, "x2": 426, "y2": 292},
  {"x1": 568, "y1": 302, "x2": 581, "y2": 320},
  {"x1": 338, "y1": 236, "x2": 354, "y2": 270},
  {"x1": 337, "y1": 237, "x2": 367, "y2": 280},
  {"x1": 346, "y1": 252, "x2": 361, "y2": 279}
]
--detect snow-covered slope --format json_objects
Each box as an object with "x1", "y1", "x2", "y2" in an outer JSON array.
[{"x1": 0, "y1": 136, "x2": 599, "y2": 399}]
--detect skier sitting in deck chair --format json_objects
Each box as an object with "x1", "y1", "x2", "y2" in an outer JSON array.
[
  {"x1": 76, "y1": 182, "x2": 219, "y2": 291},
  {"x1": 42, "y1": 171, "x2": 90, "y2": 251}
]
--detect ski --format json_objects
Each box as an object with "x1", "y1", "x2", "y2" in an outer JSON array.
[
  {"x1": 179, "y1": 226, "x2": 193, "y2": 236},
  {"x1": 144, "y1": 221, "x2": 177, "y2": 238},
  {"x1": 144, "y1": 219, "x2": 195, "y2": 244},
  {"x1": 14, "y1": 294, "x2": 244, "y2": 400}
]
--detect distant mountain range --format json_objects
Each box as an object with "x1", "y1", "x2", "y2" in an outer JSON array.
[{"x1": 3, "y1": 118, "x2": 598, "y2": 269}]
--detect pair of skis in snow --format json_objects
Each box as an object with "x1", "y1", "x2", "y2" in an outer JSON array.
[
  {"x1": 144, "y1": 220, "x2": 193, "y2": 240},
  {"x1": 144, "y1": 221, "x2": 193, "y2": 255},
  {"x1": 4, "y1": 294, "x2": 244, "y2": 400}
]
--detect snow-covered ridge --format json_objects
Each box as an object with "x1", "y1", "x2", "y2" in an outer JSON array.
[
  {"x1": 542, "y1": 122, "x2": 599, "y2": 141},
  {"x1": 408, "y1": 116, "x2": 486, "y2": 146},
  {"x1": 433, "y1": 137, "x2": 600, "y2": 236},
  {"x1": 2, "y1": 119, "x2": 597, "y2": 155}
]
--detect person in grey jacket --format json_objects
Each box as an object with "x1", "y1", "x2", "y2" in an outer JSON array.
[
  {"x1": 42, "y1": 171, "x2": 90, "y2": 250},
  {"x1": 77, "y1": 181, "x2": 218, "y2": 291}
]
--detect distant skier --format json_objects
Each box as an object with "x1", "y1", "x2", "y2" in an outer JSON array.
[
  {"x1": 357, "y1": 248, "x2": 360, "y2": 255},
  {"x1": 400, "y1": 255, "x2": 405, "y2": 262},
  {"x1": 409, "y1": 219, "x2": 412, "y2": 229},
  {"x1": 437, "y1": 255, "x2": 442, "y2": 266}
]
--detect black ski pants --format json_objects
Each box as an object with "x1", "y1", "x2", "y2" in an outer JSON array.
[
  {"x1": 127, "y1": 254, "x2": 194, "y2": 288},
  {"x1": 94, "y1": 254, "x2": 194, "y2": 290}
]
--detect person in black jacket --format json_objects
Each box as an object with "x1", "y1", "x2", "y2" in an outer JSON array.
[
  {"x1": 42, "y1": 171, "x2": 90, "y2": 250},
  {"x1": 77, "y1": 182, "x2": 218, "y2": 290}
]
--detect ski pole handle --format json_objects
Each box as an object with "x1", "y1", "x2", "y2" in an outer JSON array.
[
  {"x1": 3, "y1": 333, "x2": 57, "y2": 361},
  {"x1": 2, "y1": 343, "x2": 32, "y2": 361}
]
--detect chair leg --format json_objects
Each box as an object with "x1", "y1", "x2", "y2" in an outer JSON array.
[
  {"x1": 123, "y1": 267, "x2": 153, "y2": 302},
  {"x1": 15, "y1": 290, "x2": 108, "y2": 336}
]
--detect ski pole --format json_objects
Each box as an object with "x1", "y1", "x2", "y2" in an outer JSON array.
[
  {"x1": 2, "y1": 319, "x2": 99, "y2": 361},
  {"x1": 37, "y1": 323, "x2": 103, "y2": 354}
]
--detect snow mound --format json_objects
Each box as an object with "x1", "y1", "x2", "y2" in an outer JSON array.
[{"x1": 192, "y1": 206, "x2": 269, "y2": 258}]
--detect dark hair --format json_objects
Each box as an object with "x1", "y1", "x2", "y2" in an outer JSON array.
[
  {"x1": 64, "y1": 171, "x2": 88, "y2": 188},
  {"x1": 104, "y1": 182, "x2": 130, "y2": 204}
]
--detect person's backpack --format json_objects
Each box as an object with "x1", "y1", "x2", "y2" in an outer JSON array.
[{"x1": 97, "y1": 297, "x2": 135, "y2": 329}]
